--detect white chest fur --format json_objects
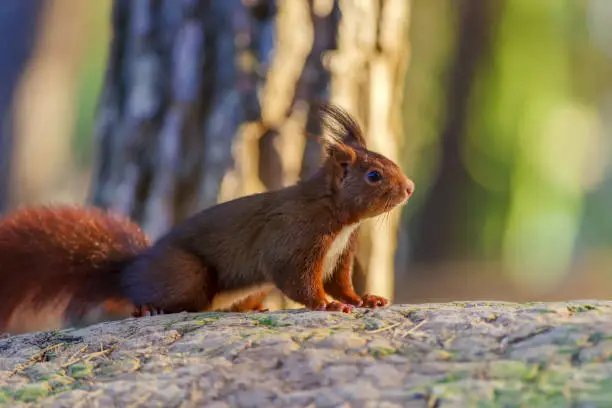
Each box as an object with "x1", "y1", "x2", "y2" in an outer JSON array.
[{"x1": 322, "y1": 223, "x2": 360, "y2": 281}]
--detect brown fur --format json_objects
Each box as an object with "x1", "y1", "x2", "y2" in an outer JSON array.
[
  {"x1": 121, "y1": 104, "x2": 415, "y2": 314},
  {"x1": 0, "y1": 206, "x2": 150, "y2": 333}
]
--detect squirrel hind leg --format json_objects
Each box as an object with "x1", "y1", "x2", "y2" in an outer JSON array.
[
  {"x1": 3, "y1": 296, "x2": 71, "y2": 334},
  {"x1": 63, "y1": 298, "x2": 138, "y2": 328},
  {"x1": 121, "y1": 249, "x2": 217, "y2": 314}
]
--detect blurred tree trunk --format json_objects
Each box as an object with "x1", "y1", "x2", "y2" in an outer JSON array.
[
  {"x1": 0, "y1": 1, "x2": 43, "y2": 211},
  {"x1": 91, "y1": 0, "x2": 411, "y2": 308},
  {"x1": 12, "y1": 1, "x2": 94, "y2": 207},
  {"x1": 90, "y1": 0, "x2": 343, "y2": 310},
  {"x1": 329, "y1": 0, "x2": 412, "y2": 299},
  {"x1": 91, "y1": 0, "x2": 269, "y2": 238},
  {"x1": 256, "y1": 0, "x2": 341, "y2": 309},
  {"x1": 411, "y1": 0, "x2": 502, "y2": 263}
]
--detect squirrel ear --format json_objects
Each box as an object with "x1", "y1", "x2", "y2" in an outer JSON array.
[{"x1": 323, "y1": 138, "x2": 357, "y2": 166}]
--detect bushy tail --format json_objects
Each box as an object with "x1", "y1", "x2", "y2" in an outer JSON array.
[{"x1": 0, "y1": 206, "x2": 150, "y2": 333}]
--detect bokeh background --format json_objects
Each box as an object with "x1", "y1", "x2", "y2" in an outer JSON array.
[{"x1": 1, "y1": 0, "x2": 611, "y2": 308}]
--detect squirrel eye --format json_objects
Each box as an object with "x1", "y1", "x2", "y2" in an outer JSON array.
[{"x1": 366, "y1": 170, "x2": 383, "y2": 183}]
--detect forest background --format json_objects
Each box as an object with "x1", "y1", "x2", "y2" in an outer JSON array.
[{"x1": 1, "y1": 0, "x2": 611, "y2": 310}]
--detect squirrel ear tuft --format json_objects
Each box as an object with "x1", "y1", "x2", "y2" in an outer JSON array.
[{"x1": 316, "y1": 103, "x2": 367, "y2": 149}]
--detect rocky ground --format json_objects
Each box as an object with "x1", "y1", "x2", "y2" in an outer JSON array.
[{"x1": 1, "y1": 301, "x2": 612, "y2": 407}]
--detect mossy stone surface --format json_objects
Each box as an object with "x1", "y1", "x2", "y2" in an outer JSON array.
[{"x1": 1, "y1": 301, "x2": 612, "y2": 406}]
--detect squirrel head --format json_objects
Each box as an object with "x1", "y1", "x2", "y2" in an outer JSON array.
[{"x1": 317, "y1": 104, "x2": 415, "y2": 221}]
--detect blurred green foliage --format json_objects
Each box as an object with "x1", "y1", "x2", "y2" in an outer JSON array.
[{"x1": 403, "y1": 0, "x2": 611, "y2": 285}]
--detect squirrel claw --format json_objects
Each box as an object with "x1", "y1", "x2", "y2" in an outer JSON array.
[
  {"x1": 325, "y1": 301, "x2": 353, "y2": 313},
  {"x1": 345, "y1": 297, "x2": 364, "y2": 307},
  {"x1": 361, "y1": 294, "x2": 389, "y2": 308},
  {"x1": 310, "y1": 302, "x2": 328, "y2": 312}
]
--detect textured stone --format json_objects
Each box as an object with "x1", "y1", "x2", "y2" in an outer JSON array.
[
  {"x1": 314, "y1": 332, "x2": 367, "y2": 349},
  {"x1": 2, "y1": 302, "x2": 612, "y2": 406},
  {"x1": 362, "y1": 363, "x2": 405, "y2": 387}
]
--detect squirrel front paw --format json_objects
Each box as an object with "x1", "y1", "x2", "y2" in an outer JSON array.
[
  {"x1": 341, "y1": 295, "x2": 364, "y2": 307},
  {"x1": 324, "y1": 301, "x2": 354, "y2": 313},
  {"x1": 361, "y1": 294, "x2": 389, "y2": 308},
  {"x1": 308, "y1": 300, "x2": 354, "y2": 313}
]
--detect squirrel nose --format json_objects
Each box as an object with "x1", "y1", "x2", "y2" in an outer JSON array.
[{"x1": 405, "y1": 179, "x2": 415, "y2": 197}]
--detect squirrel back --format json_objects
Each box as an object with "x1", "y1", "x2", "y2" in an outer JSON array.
[{"x1": 0, "y1": 206, "x2": 150, "y2": 333}]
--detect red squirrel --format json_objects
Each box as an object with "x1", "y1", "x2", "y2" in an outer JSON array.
[
  {"x1": 0, "y1": 104, "x2": 414, "y2": 333},
  {"x1": 121, "y1": 104, "x2": 414, "y2": 314}
]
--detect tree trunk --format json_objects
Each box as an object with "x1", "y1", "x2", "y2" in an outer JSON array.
[
  {"x1": 0, "y1": 1, "x2": 44, "y2": 211},
  {"x1": 91, "y1": 1, "x2": 267, "y2": 238},
  {"x1": 91, "y1": 0, "x2": 342, "y2": 310},
  {"x1": 411, "y1": 0, "x2": 502, "y2": 263},
  {"x1": 11, "y1": 1, "x2": 97, "y2": 208},
  {"x1": 329, "y1": 0, "x2": 412, "y2": 300}
]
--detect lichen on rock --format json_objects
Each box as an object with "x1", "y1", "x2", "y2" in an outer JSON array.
[{"x1": 2, "y1": 301, "x2": 612, "y2": 407}]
